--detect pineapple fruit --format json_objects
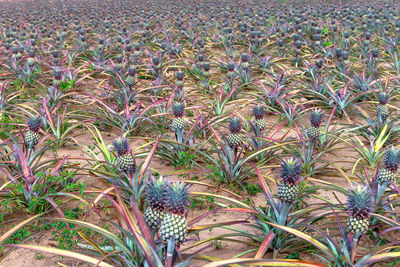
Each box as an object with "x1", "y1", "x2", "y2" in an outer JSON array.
[
  {"x1": 253, "y1": 105, "x2": 266, "y2": 131},
  {"x1": 53, "y1": 68, "x2": 63, "y2": 87},
  {"x1": 26, "y1": 116, "x2": 42, "y2": 149},
  {"x1": 347, "y1": 185, "x2": 374, "y2": 233},
  {"x1": 144, "y1": 176, "x2": 167, "y2": 230},
  {"x1": 159, "y1": 181, "x2": 190, "y2": 245},
  {"x1": 227, "y1": 117, "x2": 243, "y2": 147},
  {"x1": 227, "y1": 62, "x2": 235, "y2": 80},
  {"x1": 115, "y1": 55, "x2": 124, "y2": 72},
  {"x1": 376, "y1": 147, "x2": 400, "y2": 184},
  {"x1": 241, "y1": 53, "x2": 249, "y2": 70},
  {"x1": 376, "y1": 92, "x2": 389, "y2": 121},
  {"x1": 125, "y1": 65, "x2": 136, "y2": 88},
  {"x1": 277, "y1": 158, "x2": 302, "y2": 204},
  {"x1": 176, "y1": 71, "x2": 185, "y2": 89},
  {"x1": 112, "y1": 137, "x2": 136, "y2": 172},
  {"x1": 172, "y1": 102, "x2": 186, "y2": 132},
  {"x1": 306, "y1": 109, "x2": 323, "y2": 139}
]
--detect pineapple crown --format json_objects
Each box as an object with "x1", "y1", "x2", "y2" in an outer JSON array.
[
  {"x1": 53, "y1": 68, "x2": 62, "y2": 79},
  {"x1": 116, "y1": 55, "x2": 123, "y2": 63},
  {"x1": 347, "y1": 185, "x2": 374, "y2": 219},
  {"x1": 280, "y1": 158, "x2": 302, "y2": 185},
  {"x1": 176, "y1": 71, "x2": 185, "y2": 81},
  {"x1": 27, "y1": 116, "x2": 42, "y2": 132},
  {"x1": 229, "y1": 117, "x2": 242, "y2": 134},
  {"x1": 378, "y1": 92, "x2": 389, "y2": 105},
  {"x1": 227, "y1": 62, "x2": 235, "y2": 72},
  {"x1": 112, "y1": 137, "x2": 130, "y2": 156},
  {"x1": 128, "y1": 65, "x2": 136, "y2": 76},
  {"x1": 145, "y1": 176, "x2": 168, "y2": 211},
  {"x1": 152, "y1": 57, "x2": 160, "y2": 66},
  {"x1": 241, "y1": 53, "x2": 249, "y2": 63},
  {"x1": 383, "y1": 146, "x2": 400, "y2": 172},
  {"x1": 164, "y1": 181, "x2": 190, "y2": 215},
  {"x1": 172, "y1": 102, "x2": 185, "y2": 118},
  {"x1": 253, "y1": 105, "x2": 265, "y2": 120},
  {"x1": 203, "y1": 62, "x2": 210, "y2": 72},
  {"x1": 309, "y1": 109, "x2": 323, "y2": 127}
]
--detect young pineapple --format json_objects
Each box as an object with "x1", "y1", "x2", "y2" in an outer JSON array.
[
  {"x1": 176, "y1": 71, "x2": 185, "y2": 89},
  {"x1": 253, "y1": 105, "x2": 266, "y2": 130},
  {"x1": 277, "y1": 158, "x2": 302, "y2": 204},
  {"x1": 347, "y1": 185, "x2": 374, "y2": 233},
  {"x1": 144, "y1": 176, "x2": 167, "y2": 230},
  {"x1": 115, "y1": 55, "x2": 124, "y2": 72},
  {"x1": 306, "y1": 109, "x2": 323, "y2": 139},
  {"x1": 112, "y1": 137, "x2": 135, "y2": 172},
  {"x1": 159, "y1": 181, "x2": 190, "y2": 245},
  {"x1": 53, "y1": 68, "x2": 63, "y2": 87},
  {"x1": 27, "y1": 49, "x2": 35, "y2": 66},
  {"x1": 227, "y1": 117, "x2": 243, "y2": 147},
  {"x1": 376, "y1": 147, "x2": 400, "y2": 184},
  {"x1": 125, "y1": 65, "x2": 136, "y2": 88},
  {"x1": 172, "y1": 102, "x2": 186, "y2": 132},
  {"x1": 227, "y1": 62, "x2": 235, "y2": 80},
  {"x1": 376, "y1": 92, "x2": 389, "y2": 121},
  {"x1": 241, "y1": 53, "x2": 249, "y2": 70},
  {"x1": 26, "y1": 116, "x2": 42, "y2": 148}
]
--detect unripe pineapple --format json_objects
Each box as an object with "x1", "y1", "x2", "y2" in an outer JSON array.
[
  {"x1": 203, "y1": 62, "x2": 210, "y2": 78},
  {"x1": 227, "y1": 62, "x2": 235, "y2": 79},
  {"x1": 227, "y1": 117, "x2": 243, "y2": 147},
  {"x1": 253, "y1": 105, "x2": 266, "y2": 130},
  {"x1": 53, "y1": 68, "x2": 63, "y2": 87},
  {"x1": 125, "y1": 65, "x2": 136, "y2": 87},
  {"x1": 176, "y1": 71, "x2": 185, "y2": 88},
  {"x1": 347, "y1": 185, "x2": 374, "y2": 233},
  {"x1": 172, "y1": 102, "x2": 186, "y2": 132},
  {"x1": 112, "y1": 137, "x2": 135, "y2": 172},
  {"x1": 376, "y1": 92, "x2": 389, "y2": 121},
  {"x1": 133, "y1": 43, "x2": 142, "y2": 57},
  {"x1": 144, "y1": 177, "x2": 168, "y2": 230},
  {"x1": 159, "y1": 181, "x2": 190, "y2": 245},
  {"x1": 241, "y1": 53, "x2": 249, "y2": 70},
  {"x1": 376, "y1": 147, "x2": 400, "y2": 184},
  {"x1": 277, "y1": 158, "x2": 302, "y2": 204},
  {"x1": 115, "y1": 55, "x2": 124, "y2": 72},
  {"x1": 306, "y1": 109, "x2": 323, "y2": 139},
  {"x1": 26, "y1": 116, "x2": 42, "y2": 149}
]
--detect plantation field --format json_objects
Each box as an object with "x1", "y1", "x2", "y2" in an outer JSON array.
[{"x1": 1, "y1": 0, "x2": 400, "y2": 266}]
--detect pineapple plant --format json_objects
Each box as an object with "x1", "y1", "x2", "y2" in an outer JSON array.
[
  {"x1": 376, "y1": 92, "x2": 389, "y2": 121},
  {"x1": 172, "y1": 102, "x2": 186, "y2": 132},
  {"x1": 144, "y1": 176, "x2": 168, "y2": 230},
  {"x1": 227, "y1": 117, "x2": 243, "y2": 148},
  {"x1": 112, "y1": 137, "x2": 136, "y2": 172},
  {"x1": 159, "y1": 181, "x2": 190, "y2": 245},
  {"x1": 347, "y1": 185, "x2": 374, "y2": 233},
  {"x1": 277, "y1": 158, "x2": 302, "y2": 204},
  {"x1": 25, "y1": 116, "x2": 42, "y2": 149},
  {"x1": 306, "y1": 109, "x2": 323, "y2": 139},
  {"x1": 253, "y1": 105, "x2": 266, "y2": 131},
  {"x1": 376, "y1": 147, "x2": 400, "y2": 184},
  {"x1": 125, "y1": 65, "x2": 136, "y2": 88}
]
